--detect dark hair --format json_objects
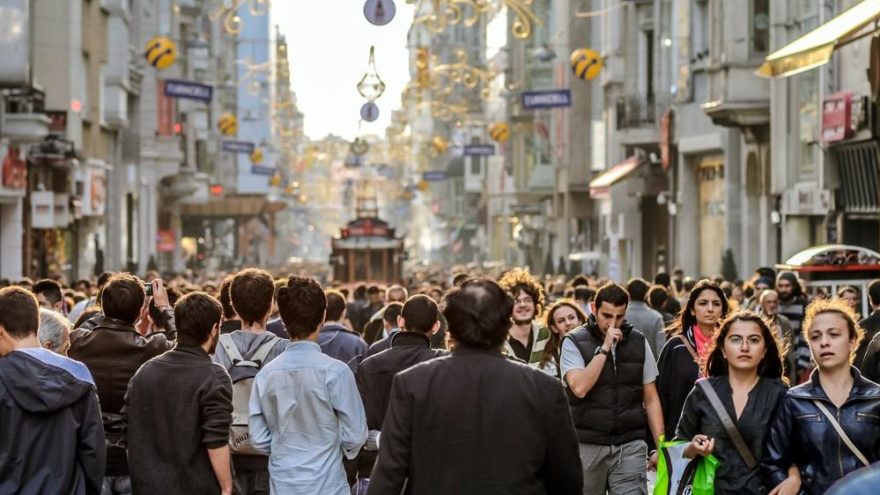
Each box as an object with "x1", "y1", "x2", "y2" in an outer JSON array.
[
  {"x1": 837, "y1": 285, "x2": 859, "y2": 298},
  {"x1": 230, "y1": 268, "x2": 275, "y2": 326},
  {"x1": 277, "y1": 276, "x2": 327, "y2": 339},
  {"x1": 704, "y1": 311, "x2": 786, "y2": 381},
  {"x1": 353, "y1": 284, "x2": 367, "y2": 300},
  {"x1": 149, "y1": 286, "x2": 181, "y2": 329},
  {"x1": 401, "y1": 295, "x2": 439, "y2": 334},
  {"x1": 74, "y1": 306, "x2": 102, "y2": 329},
  {"x1": 570, "y1": 275, "x2": 590, "y2": 288},
  {"x1": 452, "y1": 273, "x2": 470, "y2": 287},
  {"x1": 175, "y1": 292, "x2": 222, "y2": 346},
  {"x1": 543, "y1": 300, "x2": 587, "y2": 369},
  {"x1": 683, "y1": 278, "x2": 696, "y2": 293},
  {"x1": 33, "y1": 279, "x2": 63, "y2": 305},
  {"x1": 97, "y1": 272, "x2": 114, "y2": 288},
  {"x1": 219, "y1": 276, "x2": 236, "y2": 318},
  {"x1": 573, "y1": 286, "x2": 595, "y2": 302},
  {"x1": 869, "y1": 280, "x2": 880, "y2": 307},
  {"x1": 595, "y1": 283, "x2": 629, "y2": 310},
  {"x1": 325, "y1": 289, "x2": 347, "y2": 322},
  {"x1": 0, "y1": 287, "x2": 39, "y2": 338},
  {"x1": 648, "y1": 285, "x2": 669, "y2": 309},
  {"x1": 101, "y1": 274, "x2": 145, "y2": 324},
  {"x1": 654, "y1": 272, "x2": 671, "y2": 289},
  {"x1": 383, "y1": 302, "x2": 404, "y2": 326},
  {"x1": 443, "y1": 278, "x2": 513, "y2": 350},
  {"x1": 626, "y1": 278, "x2": 650, "y2": 302},
  {"x1": 498, "y1": 268, "x2": 546, "y2": 315},
  {"x1": 367, "y1": 285, "x2": 381, "y2": 296},
  {"x1": 667, "y1": 279, "x2": 730, "y2": 337}
]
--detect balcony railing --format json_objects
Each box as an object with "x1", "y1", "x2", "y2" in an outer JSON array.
[{"x1": 615, "y1": 95, "x2": 668, "y2": 130}]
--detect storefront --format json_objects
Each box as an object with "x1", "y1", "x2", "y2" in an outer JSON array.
[
  {"x1": 0, "y1": 142, "x2": 26, "y2": 279},
  {"x1": 696, "y1": 155, "x2": 726, "y2": 276}
]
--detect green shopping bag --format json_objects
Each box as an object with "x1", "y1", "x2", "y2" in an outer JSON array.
[{"x1": 654, "y1": 435, "x2": 719, "y2": 495}]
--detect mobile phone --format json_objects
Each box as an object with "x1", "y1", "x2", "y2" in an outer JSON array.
[{"x1": 145, "y1": 283, "x2": 153, "y2": 296}]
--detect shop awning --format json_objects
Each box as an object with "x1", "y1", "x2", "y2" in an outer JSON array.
[
  {"x1": 756, "y1": 1, "x2": 880, "y2": 78},
  {"x1": 180, "y1": 195, "x2": 268, "y2": 217},
  {"x1": 589, "y1": 156, "x2": 642, "y2": 198}
]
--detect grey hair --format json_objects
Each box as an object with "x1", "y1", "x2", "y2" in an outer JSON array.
[{"x1": 38, "y1": 308, "x2": 71, "y2": 350}]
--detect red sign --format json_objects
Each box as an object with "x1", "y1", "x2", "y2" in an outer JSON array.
[
  {"x1": 157, "y1": 81, "x2": 175, "y2": 136},
  {"x1": 342, "y1": 219, "x2": 390, "y2": 238},
  {"x1": 157, "y1": 230, "x2": 176, "y2": 253},
  {"x1": 821, "y1": 91, "x2": 853, "y2": 142},
  {"x1": 660, "y1": 109, "x2": 674, "y2": 171},
  {"x1": 210, "y1": 184, "x2": 224, "y2": 196},
  {"x1": 2, "y1": 146, "x2": 27, "y2": 189}
]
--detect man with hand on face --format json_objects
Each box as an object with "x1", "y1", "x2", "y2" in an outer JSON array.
[{"x1": 561, "y1": 283, "x2": 665, "y2": 495}]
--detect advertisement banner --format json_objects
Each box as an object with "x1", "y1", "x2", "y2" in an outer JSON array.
[
  {"x1": 157, "y1": 230, "x2": 176, "y2": 253},
  {"x1": 31, "y1": 191, "x2": 54, "y2": 229}
]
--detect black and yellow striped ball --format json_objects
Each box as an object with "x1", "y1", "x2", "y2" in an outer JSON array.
[
  {"x1": 218, "y1": 114, "x2": 237, "y2": 136},
  {"x1": 570, "y1": 48, "x2": 603, "y2": 81},
  {"x1": 144, "y1": 36, "x2": 177, "y2": 70},
  {"x1": 250, "y1": 148, "x2": 264, "y2": 164},
  {"x1": 489, "y1": 122, "x2": 509, "y2": 143}
]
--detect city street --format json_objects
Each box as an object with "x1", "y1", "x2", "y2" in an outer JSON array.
[{"x1": 3, "y1": 2, "x2": 880, "y2": 495}]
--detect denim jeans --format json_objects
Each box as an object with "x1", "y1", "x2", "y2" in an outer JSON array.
[{"x1": 579, "y1": 439, "x2": 648, "y2": 495}]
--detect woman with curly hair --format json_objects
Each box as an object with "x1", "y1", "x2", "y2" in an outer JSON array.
[
  {"x1": 763, "y1": 298, "x2": 880, "y2": 495},
  {"x1": 656, "y1": 279, "x2": 730, "y2": 439},
  {"x1": 541, "y1": 300, "x2": 587, "y2": 377},
  {"x1": 498, "y1": 268, "x2": 553, "y2": 375}
]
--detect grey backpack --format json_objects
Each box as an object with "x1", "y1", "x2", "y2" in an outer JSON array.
[{"x1": 218, "y1": 333, "x2": 279, "y2": 455}]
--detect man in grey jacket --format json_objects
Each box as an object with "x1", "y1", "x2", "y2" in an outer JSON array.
[{"x1": 624, "y1": 278, "x2": 665, "y2": 359}]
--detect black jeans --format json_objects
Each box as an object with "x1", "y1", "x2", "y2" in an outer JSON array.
[
  {"x1": 344, "y1": 449, "x2": 379, "y2": 485},
  {"x1": 235, "y1": 468, "x2": 269, "y2": 495}
]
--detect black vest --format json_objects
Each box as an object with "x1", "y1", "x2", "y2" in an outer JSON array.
[{"x1": 566, "y1": 318, "x2": 647, "y2": 445}]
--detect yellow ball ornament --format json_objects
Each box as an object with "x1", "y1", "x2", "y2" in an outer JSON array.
[
  {"x1": 570, "y1": 48, "x2": 603, "y2": 81},
  {"x1": 144, "y1": 36, "x2": 177, "y2": 70},
  {"x1": 250, "y1": 148, "x2": 264, "y2": 164},
  {"x1": 489, "y1": 122, "x2": 510, "y2": 143},
  {"x1": 218, "y1": 114, "x2": 237, "y2": 136}
]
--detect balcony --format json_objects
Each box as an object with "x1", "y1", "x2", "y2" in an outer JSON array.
[
  {"x1": 3, "y1": 89, "x2": 50, "y2": 143},
  {"x1": 701, "y1": 62, "x2": 769, "y2": 128},
  {"x1": 616, "y1": 95, "x2": 667, "y2": 130}
]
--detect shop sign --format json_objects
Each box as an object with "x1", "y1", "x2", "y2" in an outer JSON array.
[
  {"x1": 53, "y1": 193, "x2": 70, "y2": 227},
  {"x1": 82, "y1": 168, "x2": 107, "y2": 216},
  {"x1": 157, "y1": 230, "x2": 176, "y2": 253},
  {"x1": 2, "y1": 145, "x2": 27, "y2": 189},
  {"x1": 45, "y1": 111, "x2": 68, "y2": 136},
  {"x1": 821, "y1": 92, "x2": 854, "y2": 143},
  {"x1": 521, "y1": 89, "x2": 571, "y2": 110},
  {"x1": 31, "y1": 191, "x2": 54, "y2": 228},
  {"x1": 163, "y1": 79, "x2": 213, "y2": 103}
]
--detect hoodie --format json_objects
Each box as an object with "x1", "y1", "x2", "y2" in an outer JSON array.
[
  {"x1": 318, "y1": 322, "x2": 369, "y2": 373},
  {"x1": 0, "y1": 348, "x2": 105, "y2": 494}
]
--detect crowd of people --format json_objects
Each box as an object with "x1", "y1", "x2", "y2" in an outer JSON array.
[{"x1": 1, "y1": 265, "x2": 880, "y2": 494}]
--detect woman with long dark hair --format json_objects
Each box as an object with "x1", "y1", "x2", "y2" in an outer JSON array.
[
  {"x1": 541, "y1": 300, "x2": 587, "y2": 377},
  {"x1": 763, "y1": 298, "x2": 880, "y2": 495},
  {"x1": 656, "y1": 279, "x2": 729, "y2": 439},
  {"x1": 675, "y1": 311, "x2": 788, "y2": 494}
]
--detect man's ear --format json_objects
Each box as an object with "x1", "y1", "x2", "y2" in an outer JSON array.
[
  {"x1": 42, "y1": 341, "x2": 54, "y2": 351},
  {"x1": 397, "y1": 315, "x2": 405, "y2": 330},
  {"x1": 430, "y1": 320, "x2": 441, "y2": 336}
]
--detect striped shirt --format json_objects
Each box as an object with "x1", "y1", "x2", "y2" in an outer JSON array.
[{"x1": 504, "y1": 322, "x2": 552, "y2": 372}]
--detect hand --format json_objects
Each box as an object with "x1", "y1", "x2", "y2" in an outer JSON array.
[
  {"x1": 151, "y1": 279, "x2": 170, "y2": 308},
  {"x1": 684, "y1": 434, "x2": 714, "y2": 458},
  {"x1": 647, "y1": 451, "x2": 658, "y2": 471},
  {"x1": 769, "y1": 474, "x2": 801, "y2": 495},
  {"x1": 603, "y1": 327, "x2": 623, "y2": 351}
]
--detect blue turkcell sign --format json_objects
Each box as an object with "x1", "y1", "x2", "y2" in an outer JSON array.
[
  {"x1": 251, "y1": 165, "x2": 275, "y2": 176},
  {"x1": 163, "y1": 79, "x2": 213, "y2": 103},
  {"x1": 521, "y1": 89, "x2": 571, "y2": 110},
  {"x1": 222, "y1": 140, "x2": 255, "y2": 153},
  {"x1": 422, "y1": 171, "x2": 448, "y2": 181},
  {"x1": 463, "y1": 144, "x2": 495, "y2": 156}
]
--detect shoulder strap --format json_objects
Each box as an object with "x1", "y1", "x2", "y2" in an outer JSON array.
[
  {"x1": 219, "y1": 334, "x2": 244, "y2": 363},
  {"x1": 678, "y1": 334, "x2": 698, "y2": 361},
  {"x1": 251, "y1": 337, "x2": 280, "y2": 365},
  {"x1": 697, "y1": 380, "x2": 758, "y2": 470},
  {"x1": 813, "y1": 400, "x2": 870, "y2": 467}
]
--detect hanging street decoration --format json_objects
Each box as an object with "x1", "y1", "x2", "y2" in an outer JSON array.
[
  {"x1": 357, "y1": 46, "x2": 386, "y2": 101},
  {"x1": 361, "y1": 101, "x2": 380, "y2": 122},
  {"x1": 250, "y1": 148, "x2": 264, "y2": 164},
  {"x1": 351, "y1": 137, "x2": 370, "y2": 156},
  {"x1": 430, "y1": 135, "x2": 449, "y2": 155},
  {"x1": 364, "y1": 0, "x2": 396, "y2": 26},
  {"x1": 489, "y1": 122, "x2": 510, "y2": 143},
  {"x1": 414, "y1": 0, "x2": 539, "y2": 39},
  {"x1": 218, "y1": 114, "x2": 238, "y2": 136},
  {"x1": 144, "y1": 36, "x2": 177, "y2": 70},
  {"x1": 210, "y1": 0, "x2": 269, "y2": 35},
  {"x1": 570, "y1": 48, "x2": 603, "y2": 81}
]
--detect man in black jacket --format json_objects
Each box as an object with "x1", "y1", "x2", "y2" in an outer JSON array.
[
  {"x1": 858, "y1": 280, "x2": 880, "y2": 381},
  {"x1": 561, "y1": 283, "x2": 664, "y2": 495},
  {"x1": 354, "y1": 295, "x2": 444, "y2": 485},
  {"x1": 69, "y1": 275, "x2": 175, "y2": 494},
  {"x1": 0, "y1": 287, "x2": 105, "y2": 494},
  {"x1": 369, "y1": 279, "x2": 583, "y2": 494},
  {"x1": 124, "y1": 292, "x2": 233, "y2": 495}
]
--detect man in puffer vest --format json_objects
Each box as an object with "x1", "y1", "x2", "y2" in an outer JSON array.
[{"x1": 561, "y1": 283, "x2": 665, "y2": 495}]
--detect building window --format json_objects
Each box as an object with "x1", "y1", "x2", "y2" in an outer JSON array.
[
  {"x1": 692, "y1": 0, "x2": 710, "y2": 64},
  {"x1": 751, "y1": 0, "x2": 769, "y2": 54}
]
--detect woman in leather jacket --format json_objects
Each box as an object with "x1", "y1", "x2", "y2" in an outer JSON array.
[
  {"x1": 762, "y1": 298, "x2": 880, "y2": 495},
  {"x1": 657, "y1": 280, "x2": 730, "y2": 439},
  {"x1": 676, "y1": 311, "x2": 789, "y2": 494}
]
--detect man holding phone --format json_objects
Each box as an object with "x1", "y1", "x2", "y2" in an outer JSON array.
[{"x1": 561, "y1": 283, "x2": 665, "y2": 495}]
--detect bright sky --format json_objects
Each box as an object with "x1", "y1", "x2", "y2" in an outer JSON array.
[{"x1": 274, "y1": 1, "x2": 416, "y2": 140}]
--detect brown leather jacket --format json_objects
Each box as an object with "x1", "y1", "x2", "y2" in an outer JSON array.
[{"x1": 68, "y1": 314, "x2": 175, "y2": 475}]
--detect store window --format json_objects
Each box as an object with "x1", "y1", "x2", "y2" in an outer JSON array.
[{"x1": 751, "y1": 0, "x2": 769, "y2": 54}]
